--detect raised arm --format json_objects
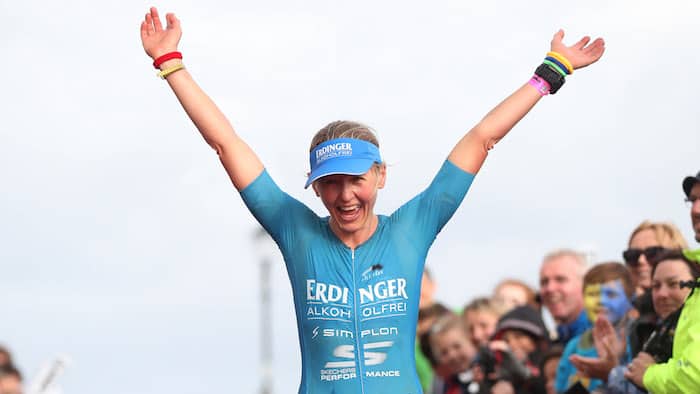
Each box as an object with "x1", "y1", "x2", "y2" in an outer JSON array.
[
  {"x1": 447, "y1": 30, "x2": 605, "y2": 174},
  {"x1": 140, "y1": 7, "x2": 264, "y2": 190}
]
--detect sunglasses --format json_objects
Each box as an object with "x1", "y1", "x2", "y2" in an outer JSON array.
[{"x1": 622, "y1": 246, "x2": 667, "y2": 266}]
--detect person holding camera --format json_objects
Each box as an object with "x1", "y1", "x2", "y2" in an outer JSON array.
[{"x1": 468, "y1": 306, "x2": 550, "y2": 394}]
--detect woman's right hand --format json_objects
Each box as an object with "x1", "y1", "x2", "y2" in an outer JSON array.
[{"x1": 140, "y1": 7, "x2": 182, "y2": 61}]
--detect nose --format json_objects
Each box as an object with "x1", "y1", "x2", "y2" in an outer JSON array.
[
  {"x1": 638, "y1": 255, "x2": 650, "y2": 269},
  {"x1": 692, "y1": 199, "x2": 700, "y2": 214},
  {"x1": 339, "y1": 181, "x2": 354, "y2": 201},
  {"x1": 541, "y1": 281, "x2": 556, "y2": 294},
  {"x1": 655, "y1": 284, "x2": 669, "y2": 298}
]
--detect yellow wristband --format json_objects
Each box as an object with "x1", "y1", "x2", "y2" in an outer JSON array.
[
  {"x1": 547, "y1": 51, "x2": 574, "y2": 74},
  {"x1": 157, "y1": 64, "x2": 185, "y2": 79}
]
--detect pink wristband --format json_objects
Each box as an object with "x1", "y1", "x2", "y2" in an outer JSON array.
[{"x1": 529, "y1": 75, "x2": 550, "y2": 96}]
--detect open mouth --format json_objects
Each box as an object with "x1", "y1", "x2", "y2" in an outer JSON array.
[{"x1": 337, "y1": 205, "x2": 361, "y2": 222}]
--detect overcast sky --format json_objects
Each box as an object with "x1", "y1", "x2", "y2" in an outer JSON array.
[{"x1": 2, "y1": 0, "x2": 699, "y2": 393}]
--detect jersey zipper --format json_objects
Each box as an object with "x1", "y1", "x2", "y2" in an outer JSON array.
[{"x1": 350, "y1": 248, "x2": 366, "y2": 394}]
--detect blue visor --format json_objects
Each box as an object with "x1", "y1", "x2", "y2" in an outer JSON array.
[{"x1": 305, "y1": 138, "x2": 382, "y2": 188}]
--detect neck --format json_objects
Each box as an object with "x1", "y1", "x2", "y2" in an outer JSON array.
[{"x1": 330, "y1": 214, "x2": 379, "y2": 249}]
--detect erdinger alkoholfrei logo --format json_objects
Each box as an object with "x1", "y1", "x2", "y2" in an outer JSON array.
[{"x1": 315, "y1": 141, "x2": 353, "y2": 165}]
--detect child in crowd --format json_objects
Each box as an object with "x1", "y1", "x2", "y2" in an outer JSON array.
[
  {"x1": 540, "y1": 345, "x2": 563, "y2": 394},
  {"x1": 429, "y1": 314, "x2": 478, "y2": 394},
  {"x1": 462, "y1": 297, "x2": 505, "y2": 348},
  {"x1": 417, "y1": 302, "x2": 453, "y2": 392},
  {"x1": 493, "y1": 279, "x2": 539, "y2": 313},
  {"x1": 555, "y1": 262, "x2": 634, "y2": 393},
  {"x1": 474, "y1": 305, "x2": 550, "y2": 394}
]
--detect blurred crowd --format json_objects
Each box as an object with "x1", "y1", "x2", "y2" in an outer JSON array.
[{"x1": 415, "y1": 170, "x2": 700, "y2": 394}]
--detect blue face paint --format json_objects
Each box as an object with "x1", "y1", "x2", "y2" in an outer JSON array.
[{"x1": 600, "y1": 280, "x2": 632, "y2": 324}]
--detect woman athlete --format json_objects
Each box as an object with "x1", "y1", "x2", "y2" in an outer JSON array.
[{"x1": 140, "y1": 7, "x2": 604, "y2": 394}]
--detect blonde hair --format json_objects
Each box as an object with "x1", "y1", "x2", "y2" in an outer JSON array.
[
  {"x1": 309, "y1": 120, "x2": 379, "y2": 151},
  {"x1": 463, "y1": 296, "x2": 507, "y2": 317},
  {"x1": 493, "y1": 278, "x2": 538, "y2": 309},
  {"x1": 628, "y1": 221, "x2": 688, "y2": 249}
]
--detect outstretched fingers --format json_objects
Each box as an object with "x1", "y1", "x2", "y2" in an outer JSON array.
[
  {"x1": 551, "y1": 29, "x2": 564, "y2": 46},
  {"x1": 573, "y1": 36, "x2": 591, "y2": 50},
  {"x1": 150, "y1": 7, "x2": 164, "y2": 32},
  {"x1": 165, "y1": 12, "x2": 180, "y2": 31},
  {"x1": 584, "y1": 37, "x2": 605, "y2": 58}
]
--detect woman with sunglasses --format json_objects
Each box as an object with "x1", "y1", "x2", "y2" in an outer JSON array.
[
  {"x1": 623, "y1": 221, "x2": 688, "y2": 297},
  {"x1": 621, "y1": 222, "x2": 687, "y2": 380},
  {"x1": 140, "y1": 6, "x2": 605, "y2": 394}
]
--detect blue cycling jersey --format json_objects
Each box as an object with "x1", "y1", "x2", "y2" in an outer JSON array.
[{"x1": 241, "y1": 160, "x2": 474, "y2": 394}]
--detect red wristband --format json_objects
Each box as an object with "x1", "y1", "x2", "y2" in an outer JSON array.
[{"x1": 153, "y1": 51, "x2": 183, "y2": 69}]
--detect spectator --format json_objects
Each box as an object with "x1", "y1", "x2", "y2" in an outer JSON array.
[
  {"x1": 428, "y1": 314, "x2": 478, "y2": 394},
  {"x1": 539, "y1": 345, "x2": 563, "y2": 394},
  {"x1": 0, "y1": 364, "x2": 22, "y2": 394},
  {"x1": 582, "y1": 249, "x2": 700, "y2": 393},
  {"x1": 493, "y1": 279, "x2": 539, "y2": 313},
  {"x1": 623, "y1": 221, "x2": 687, "y2": 297},
  {"x1": 555, "y1": 262, "x2": 634, "y2": 393},
  {"x1": 463, "y1": 297, "x2": 506, "y2": 348},
  {"x1": 621, "y1": 221, "x2": 688, "y2": 352},
  {"x1": 417, "y1": 301, "x2": 452, "y2": 393},
  {"x1": 538, "y1": 250, "x2": 590, "y2": 345},
  {"x1": 625, "y1": 171, "x2": 700, "y2": 392},
  {"x1": 478, "y1": 305, "x2": 550, "y2": 394}
]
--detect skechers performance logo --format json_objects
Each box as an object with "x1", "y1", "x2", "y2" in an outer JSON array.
[{"x1": 315, "y1": 142, "x2": 353, "y2": 165}]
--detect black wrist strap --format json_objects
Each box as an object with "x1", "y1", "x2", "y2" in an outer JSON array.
[{"x1": 535, "y1": 63, "x2": 566, "y2": 94}]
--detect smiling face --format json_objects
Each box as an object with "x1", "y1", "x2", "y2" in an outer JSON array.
[
  {"x1": 431, "y1": 326, "x2": 477, "y2": 374},
  {"x1": 627, "y1": 229, "x2": 660, "y2": 291},
  {"x1": 501, "y1": 329, "x2": 536, "y2": 362},
  {"x1": 583, "y1": 279, "x2": 632, "y2": 324},
  {"x1": 539, "y1": 255, "x2": 584, "y2": 324},
  {"x1": 463, "y1": 309, "x2": 500, "y2": 347},
  {"x1": 652, "y1": 259, "x2": 694, "y2": 319},
  {"x1": 313, "y1": 165, "x2": 386, "y2": 248}
]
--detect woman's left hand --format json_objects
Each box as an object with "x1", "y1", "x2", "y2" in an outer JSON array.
[
  {"x1": 549, "y1": 29, "x2": 605, "y2": 70},
  {"x1": 624, "y1": 352, "x2": 656, "y2": 388}
]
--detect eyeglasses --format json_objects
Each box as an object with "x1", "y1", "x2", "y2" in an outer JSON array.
[
  {"x1": 685, "y1": 196, "x2": 700, "y2": 207},
  {"x1": 622, "y1": 246, "x2": 667, "y2": 266}
]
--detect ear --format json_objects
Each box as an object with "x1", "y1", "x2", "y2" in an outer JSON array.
[
  {"x1": 312, "y1": 182, "x2": 320, "y2": 197},
  {"x1": 376, "y1": 163, "x2": 387, "y2": 189}
]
